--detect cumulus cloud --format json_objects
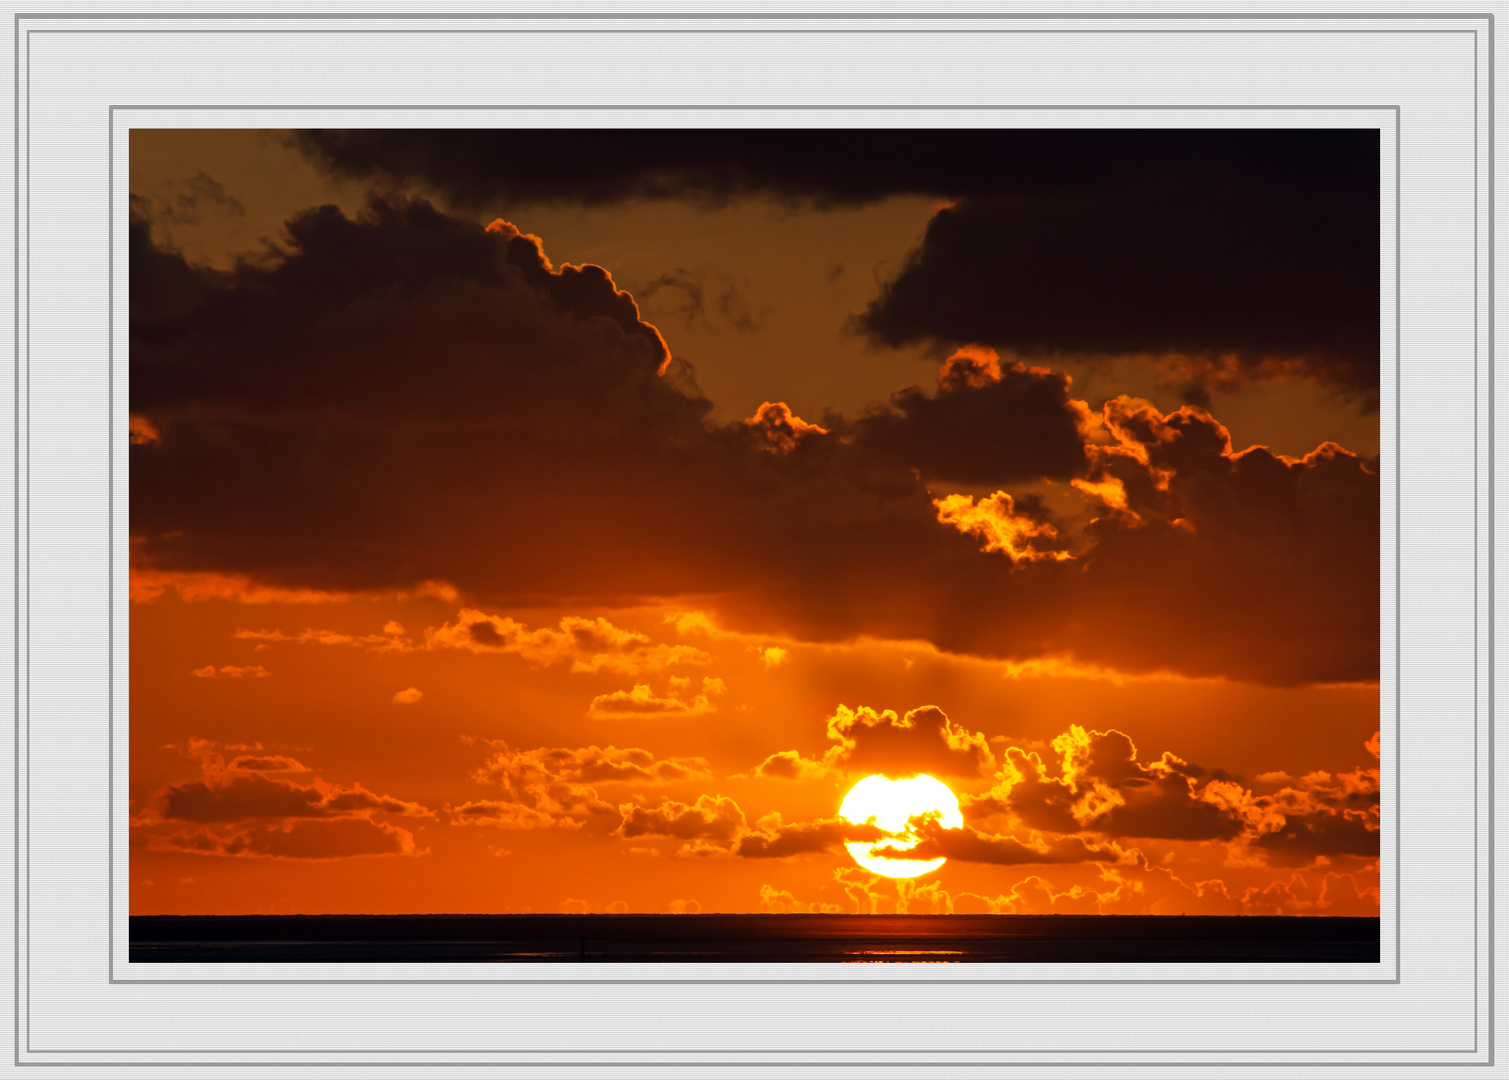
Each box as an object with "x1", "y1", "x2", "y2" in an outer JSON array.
[
  {"x1": 146, "y1": 818, "x2": 419, "y2": 861},
  {"x1": 759, "y1": 884, "x2": 842, "y2": 914},
  {"x1": 848, "y1": 348, "x2": 1091, "y2": 486},
  {"x1": 1049, "y1": 398, "x2": 1380, "y2": 684},
  {"x1": 426, "y1": 610, "x2": 708, "y2": 675},
  {"x1": 455, "y1": 739, "x2": 711, "y2": 830},
  {"x1": 392, "y1": 687, "x2": 423, "y2": 704},
  {"x1": 732, "y1": 813, "x2": 885, "y2": 859},
  {"x1": 971, "y1": 724, "x2": 1380, "y2": 868},
  {"x1": 617, "y1": 794, "x2": 747, "y2": 848},
  {"x1": 973, "y1": 725, "x2": 1247, "y2": 842},
  {"x1": 190, "y1": 664, "x2": 269, "y2": 679},
  {"x1": 876, "y1": 818, "x2": 1122, "y2": 867},
  {"x1": 587, "y1": 679, "x2": 722, "y2": 719},
  {"x1": 615, "y1": 796, "x2": 883, "y2": 859},
  {"x1": 130, "y1": 195, "x2": 1377, "y2": 686},
  {"x1": 751, "y1": 704, "x2": 991, "y2": 782},
  {"x1": 743, "y1": 401, "x2": 830, "y2": 454},
  {"x1": 145, "y1": 767, "x2": 431, "y2": 825},
  {"x1": 955, "y1": 853, "x2": 1380, "y2": 918},
  {"x1": 824, "y1": 704, "x2": 993, "y2": 779},
  {"x1": 932, "y1": 491, "x2": 1073, "y2": 564},
  {"x1": 132, "y1": 739, "x2": 431, "y2": 860},
  {"x1": 233, "y1": 624, "x2": 411, "y2": 653},
  {"x1": 753, "y1": 749, "x2": 830, "y2": 781}
]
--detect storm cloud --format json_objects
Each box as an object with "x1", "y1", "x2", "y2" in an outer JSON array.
[{"x1": 130, "y1": 197, "x2": 1378, "y2": 685}]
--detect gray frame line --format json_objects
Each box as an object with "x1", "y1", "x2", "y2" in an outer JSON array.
[
  {"x1": 9, "y1": 4, "x2": 17, "y2": 1073},
  {"x1": 10, "y1": 7, "x2": 1486, "y2": 1070},
  {"x1": 9, "y1": 9, "x2": 1501, "y2": 19},
  {"x1": 19, "y1": 28, "x2": 1491, "y2": 34},
  {"x1": 1488, "y1": 8, "x2": 1496, "y2": 1069}
]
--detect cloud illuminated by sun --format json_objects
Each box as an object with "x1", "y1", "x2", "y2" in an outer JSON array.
[{"x1": 837, "y1": 774, "x2": 963, "y2": 879}]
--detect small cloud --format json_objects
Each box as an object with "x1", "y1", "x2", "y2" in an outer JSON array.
[
  {"x1": 179, "y1": 877, "x2": 195, "y2": 884},
  {"x1": 392, "y1": 687, "x2": 423, "y2": 705},
  {"x1": 667, "y1": 611, "x2": 716, "y2": 637},
  {"x1": 668, "y1": 898, "x2": 700, "y2": 914},
  {"x1": 383, "y1": 621, "x2": 405, "y2": 635},
  {"x1": 429, "y1": 609, "x2": 708, "y2": 674},
  {"x1": 191, "y1": 664, "x2": 269, "y2": 679},
  {"x1": 754, "y1": 750, "x2": 830, "y2": 781},
  {"x1": 758, "y1": 646, "x2": 788, "y2": 668},
  {"x1": 587, "y1": 683, "x2": 719, "y2": 719},
  {"x1": 128, "y1": 415, "x2": 161, "y2": 445},
  {"x1": 559, "y1": 898, "x2": 591, "y2": 914}
]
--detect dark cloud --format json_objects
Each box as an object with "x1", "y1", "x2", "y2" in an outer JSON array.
[
  {"x1": 290, "y1": 128, "x2": 1374, "y2": 214},
  {"x1": 1247, "y1": 758, "x2": 1380, "y2": 867},
  {"x1": 1253, "y1": 811, "x2": 1380, "y2": 866},
  {"x1": 146, "y1": 818, "x2": 417, "y2": 860},
  {"x1": 969, "y1": 725, "x2": 1380, "y2": 866},
  {"x1": 731, "y1": 815, "x2": 883, "y2": 859},
  {"x1": 138, "y1": 170, "x2": 246, "y2": 227},
  {"x1": 1057, "y1": 400, "x2": 1380, "y2": 685},
  {"x1": 156, "y1": 774, "x2": 326, "y2": 823},
  {"x1": 459, "y1": 739, "x2": 706, "y2": 829},
  {"x1": 976, "y1": 727, "x2": 1246, "y2": 842},
  {"x1": 878, "y1": 819, "x2": 1120, "y2": 866},
  {"x1": 141, "y1": 742, "x2": 432, "y2": 826},
  {"x1": 825, "y1": 705, "x2": 993, "y2": 779},
  {"x1": 133, "y1": 739, "x2": 431, "y2": 859},
  {"x1": 846, "y1": 348, "x2": 1091, "y2": 485},
  {"x1": 291, "y1": 129, "x2": 1376, "y2": 402},
  {"x1": 130, "y1": 197, "x2": 1378, "y2": 686},
  {"x1": 615, "y1": 796, "x2": 883, "y2": 859},
  {"x1": 616, "y1": 795, "x2": 747, "y2": 846},
  {"x1": 858, "y1": 147, "x2": 1378, "y2": 405},
  {"x1": 639, "y1": 267, "x2": 707, "y2": 327}
]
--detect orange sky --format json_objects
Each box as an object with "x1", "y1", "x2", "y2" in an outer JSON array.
[{"x1": 128, "y1": 129, "x2": 1382, "y2": 917}]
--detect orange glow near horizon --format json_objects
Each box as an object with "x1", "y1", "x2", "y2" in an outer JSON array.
[{"x1": 126, "y1": 129, "x2": 1382, "y2": 920}]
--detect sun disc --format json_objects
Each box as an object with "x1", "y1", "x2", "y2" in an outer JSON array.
[{"x1": 838, "y1": 773, "x2": 962, "y2": 879}]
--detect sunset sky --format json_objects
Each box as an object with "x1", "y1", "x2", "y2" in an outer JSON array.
[{"x1": 128, "y1": 129, "x2": 1382, "y2": 919}]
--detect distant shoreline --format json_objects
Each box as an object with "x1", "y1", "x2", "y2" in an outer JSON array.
[{"x1": 130, "y1": 913, "x2": 1381, "y2": 964}]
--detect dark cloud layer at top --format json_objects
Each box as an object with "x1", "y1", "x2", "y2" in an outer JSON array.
[
  {"x1": 857, "y1": 137, "x2": 1379, "y2": 405},
  {"x1": 129, "y1": 197, "x2": 1378, "y2": 686},
  {"x1": 291, "y1": 128, "x2": 1374, "y2": 211},
  {"x1": 292, "y1": 129, "x2": 1378, "y2": 405}
]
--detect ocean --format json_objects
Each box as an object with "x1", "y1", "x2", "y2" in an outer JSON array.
[{"x1": 130, "y1": 913, "x2": 1380, "y2": 964}]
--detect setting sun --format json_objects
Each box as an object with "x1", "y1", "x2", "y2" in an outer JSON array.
[
  {"x1": 126, "y1": 129, "x2": 1381, "y2": 936},
  {"x1": 839, "y1": 774, "x2": 963, "y2": 879}
]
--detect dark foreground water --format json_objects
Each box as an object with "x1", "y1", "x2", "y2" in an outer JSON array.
[{"x1": 130, "y1": 914, "x2": 1380, "y2": 964}]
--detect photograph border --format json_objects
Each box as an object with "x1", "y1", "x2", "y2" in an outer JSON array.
[{"x1": 9, "y1": 7, "x2": 1491, "y2": 1069}]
